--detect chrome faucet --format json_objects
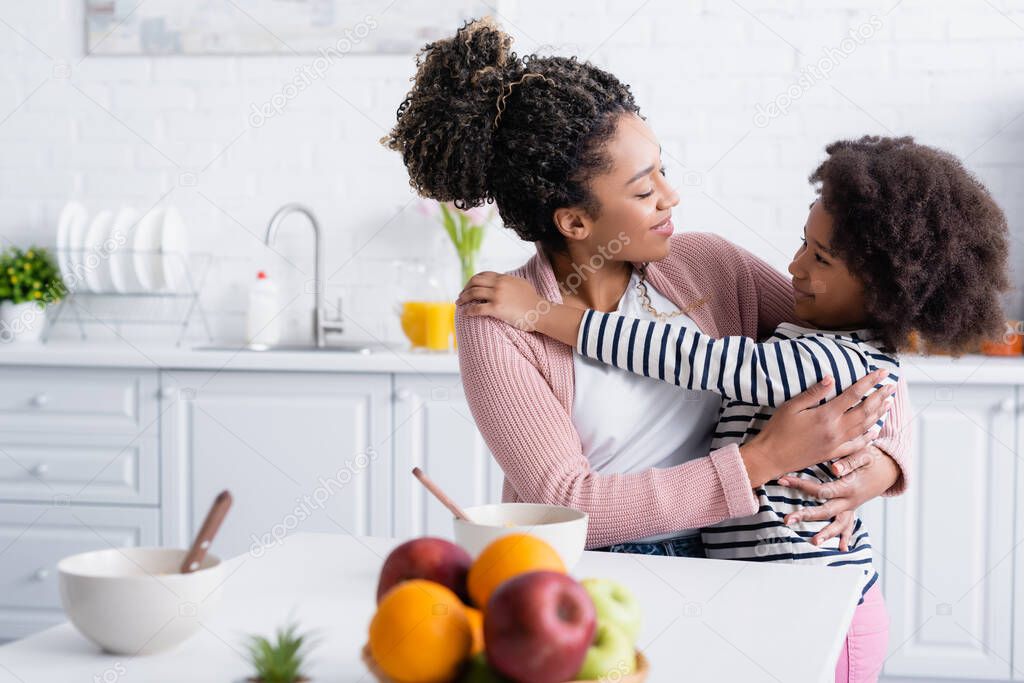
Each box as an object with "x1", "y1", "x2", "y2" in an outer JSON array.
[{"x1": 264, "y1": 203, "x2": 344, "y2": 348}]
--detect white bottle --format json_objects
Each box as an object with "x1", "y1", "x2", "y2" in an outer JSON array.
[{"x1": 246, "y1": 270, "x2": 281, "y2": 346}]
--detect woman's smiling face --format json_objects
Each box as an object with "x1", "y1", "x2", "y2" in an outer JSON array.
[
  {"x1": 788, "y1": 200, "x2": 868, "y2": 329},
  {"x1": 555, "y1": 113, "x2": 680, "y2": 262}
]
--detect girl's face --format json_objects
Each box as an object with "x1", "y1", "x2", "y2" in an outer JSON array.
[
  {"x1": 788, "y1": 200, "x2": 869, "y2": 329},
  {"x1": 558, "y1": 113, "x2": 679, "y2": 263}
]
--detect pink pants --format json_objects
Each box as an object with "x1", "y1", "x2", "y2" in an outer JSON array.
[{"x1": 835, "y1": 584, "x2": 889, "y2": 683}]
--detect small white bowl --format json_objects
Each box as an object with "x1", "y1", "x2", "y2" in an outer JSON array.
[
  {"x1": 453, "y1": 503, "x2": 588, "y2": 568},
  {"x1": 58, "y1": 547, "x2": 224, "y2": 655}
]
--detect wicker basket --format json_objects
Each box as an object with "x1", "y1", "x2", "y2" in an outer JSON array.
[{"x1": 360, "y1": 643, "x2": 649, "y2": 683}]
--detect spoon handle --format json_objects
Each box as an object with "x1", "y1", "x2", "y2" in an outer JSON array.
[
  {"x1": 181, "y1": 490, "x2": 232, "y2": 573},
  {"x1": 412, "y1": 467, "x2": 471, "y2": 521}
]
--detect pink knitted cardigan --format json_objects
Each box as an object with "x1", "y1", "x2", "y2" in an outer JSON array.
[{"x1": 455, "y1": 232, "x2": 911, "y2": 549}]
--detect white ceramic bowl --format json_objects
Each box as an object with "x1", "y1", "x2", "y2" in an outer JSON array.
[
  {"x1": 58, "y1": 547, "x2": 224, "y2": 655},
  {"x1": 453, "y1": 503, "x2": 588, "y2": 568}
]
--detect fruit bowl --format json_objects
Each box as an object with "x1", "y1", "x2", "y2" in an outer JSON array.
[
  {"x1": 453, "y1": 503, "x2": 588, "y2": 568},
  {"x1": 360, "y1": 643, "x2": 649, "y2": 683}
]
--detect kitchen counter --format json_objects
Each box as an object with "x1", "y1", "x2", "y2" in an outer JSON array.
[
  {"x1": 896, "y1": 353, "x2": 1024, "y2": 385},
  {"x1": 0, "y1": 532, "x2": 863, "y2": 683},
  {"x1": 0, "y1": 339, "x2": 460, "y2": 374},
  {"x1": 1, "y1": 339, "x2": 1023, "y2": 383}
]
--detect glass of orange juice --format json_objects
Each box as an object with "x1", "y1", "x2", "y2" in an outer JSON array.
[
  {"x1": 399, "y1": 301, "x2": 455, "y2": 351},
  {"x1": 395, "y1": 261, "x2": 457, "y2": 352}
]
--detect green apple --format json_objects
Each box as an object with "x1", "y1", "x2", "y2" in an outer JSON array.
[
  {"x1": 582, "y1": 577, "x2": 642, "y2": 643},
  {"x1": 576, "y1": 620, "x2": 636, "y2": 680}
]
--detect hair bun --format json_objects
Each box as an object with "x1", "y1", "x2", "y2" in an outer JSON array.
[{"x1": 383, "y1": 17, "x2": 523, "y2": 208}]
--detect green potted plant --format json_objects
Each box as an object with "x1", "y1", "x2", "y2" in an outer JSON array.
[
  {"x1": 243, "y1": 622, "x2": 315, "y2": 683},
  {"x1": 0, "y1": 246, "x2": 64, "y2": 343}
]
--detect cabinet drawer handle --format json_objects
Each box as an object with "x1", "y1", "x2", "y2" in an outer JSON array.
[
  {"x1": 160, "y1": 387, "x2": 176, "y2": 400},
  {"x1": 396, "y1": 389, "x2": 413, "y2": 401},
  {"x1": 31, "y1": 463, "x2": 49, "y2": 477},
  {"x1": 1000, "y1": 397, "x2": 1017, "y2": 414},
  {"x1": 30, "y1": 393, "x2": 49, "y2": 407},
  {"x1": 33, "y1": 568, "x2": 50, "y2": 581}
]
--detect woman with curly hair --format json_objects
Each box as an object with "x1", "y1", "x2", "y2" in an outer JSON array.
[
  {"x1": 462, "y1": 134, "x2": 1010, "y2": 681},
  {"x1": 384, "y1": 18, "x2": 918, "y2": 680}
]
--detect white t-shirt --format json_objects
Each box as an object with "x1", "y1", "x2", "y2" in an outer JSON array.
[{"x1": 571, "y1": 269, "x2": 722, "y2": 543}]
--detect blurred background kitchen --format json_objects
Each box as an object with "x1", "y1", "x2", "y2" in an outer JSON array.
[
  {"x1": 0, "y1": 0, "x2": 1021, "y2": 345},
  {"x1": 0, "y1": 2, "x2": 1023, "y2": 681}
]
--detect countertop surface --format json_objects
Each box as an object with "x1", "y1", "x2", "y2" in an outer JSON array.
[
  {"x1": 2, "y1": 339, "x2": 1024, "y2": 384},
  {"x1": 0, "y1": 339, "x2": 461, "y2": 373},
  {"x1": 0, "y1": 532, "x2": 862, "y2": 683}
]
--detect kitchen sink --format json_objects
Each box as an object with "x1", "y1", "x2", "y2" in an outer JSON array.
[{"x1": 193, "y1": 341, "x2": 384, "y2": 354}]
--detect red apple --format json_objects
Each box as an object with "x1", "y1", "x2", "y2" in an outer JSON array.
[
  {"x1": 484, "y1": 571, "x2": 596, "y2": 683},
  {"x1": 375, "y1": 537, "x2": 472, "y2": 604}
]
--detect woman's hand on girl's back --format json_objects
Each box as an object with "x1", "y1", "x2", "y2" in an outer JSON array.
[{"x1": 739, "y1": 369, "x2": 896, "y2": 487}]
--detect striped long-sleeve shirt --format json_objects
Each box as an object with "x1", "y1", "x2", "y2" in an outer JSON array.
[{"x1": 576, "y1": 311, "x2": 900, "y2": 599}]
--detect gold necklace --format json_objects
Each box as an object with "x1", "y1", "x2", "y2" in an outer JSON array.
[{"x1": 634, "y1": 263, "x2": 704, "y2": 323}]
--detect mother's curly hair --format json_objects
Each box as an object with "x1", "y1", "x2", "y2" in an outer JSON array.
[
  {"x1": 381, "y1": 17, "x2": 640, "y2": 252},
  {"x1": 811, "y1": 136, "x2": 1010, "y2": 354}
]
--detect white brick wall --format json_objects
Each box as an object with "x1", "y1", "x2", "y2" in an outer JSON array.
[{"x1": 0, "y1": 0, "x2": 1022, "y2": 343}]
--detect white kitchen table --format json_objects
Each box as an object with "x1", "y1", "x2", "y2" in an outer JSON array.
[{"x1": 0, "y1": 532, "x2": 864, "y2": 683}]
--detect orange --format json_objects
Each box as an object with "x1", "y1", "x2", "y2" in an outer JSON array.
[
  {"x1": 465, "y1": 606, "x2": 484, "y2": 655},
  {"x1": 467, "y1": 534, "x2": 566, "y2": 609},
  {"x1": 368, "y1": 579, "x2": 472, "y2": 683}
]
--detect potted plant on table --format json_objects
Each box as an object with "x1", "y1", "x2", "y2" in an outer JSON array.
[
  {"x1": 243, "y1": 622, "x2": 316, "y2": 683},
  {"x1": 0, "y1": 246, "x2": 64, "y2": 343}
]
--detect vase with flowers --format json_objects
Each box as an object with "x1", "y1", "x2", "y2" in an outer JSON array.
[
  {"x1": 396, "y1": 201, "x2": 492, "y2": 352},
  {"x1": 426, "y1": 200, "x2": 492, "y2": 287}
]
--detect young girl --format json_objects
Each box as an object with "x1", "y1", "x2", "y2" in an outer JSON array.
[{"x1": 458, "y1": 136, "x2": 1010, "y2": 682}]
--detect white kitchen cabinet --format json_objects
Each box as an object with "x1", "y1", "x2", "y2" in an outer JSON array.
[
  {"x1": 1013, "y1": 397, "x2": 1024, "y2": 681},
  {"x1": 0, "y1": 503, "x2": 159, "y2": 640},
  {"x1": 160, "y1": 370, "x2": 392, "y2": 558},
  {"x1": 0, "y1": 365, "x2": 162, "y2": 641},
  {"x1": 0, "y1": 367, "x2": 158, "y2": 435},
  {"x1": 0, "y1": 431, "x2": 159, "y2": 505},
  {"x1": 0, "y1": 366, "x2": 160, "y2": 506},
  {"x1": 883, "y1": 384, "x2": 1015, "y2": 680},
  {"x1": 391, "y1": 374, "x2": 502, "y2": 539}
]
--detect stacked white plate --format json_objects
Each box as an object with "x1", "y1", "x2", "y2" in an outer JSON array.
[
  {"x1": 56, "y1": 201, "x2": 88, "y2": 289},
  {"x1": 55, "y1": 201, "x2": 191, "y2": 294},
  {"x1": 109, "y1": 207, "x2": 140, "y2": 292}
]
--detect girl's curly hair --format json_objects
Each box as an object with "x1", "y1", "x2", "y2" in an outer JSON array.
[
  {"x1": 810, "y1": 136, "x2": 1010, "y2": 354},
  {"x1": 382, "y1": 17, "x2": 641, "y2": 252}
]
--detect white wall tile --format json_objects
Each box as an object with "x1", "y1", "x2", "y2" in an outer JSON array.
[{"x1": 0, "y1": 0, "x2": 1020, "y2": 344}]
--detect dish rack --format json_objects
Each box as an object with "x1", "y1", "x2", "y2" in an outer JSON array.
[{"x1": 42, "y1": 249, "x2": 214, "y2": 347}]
